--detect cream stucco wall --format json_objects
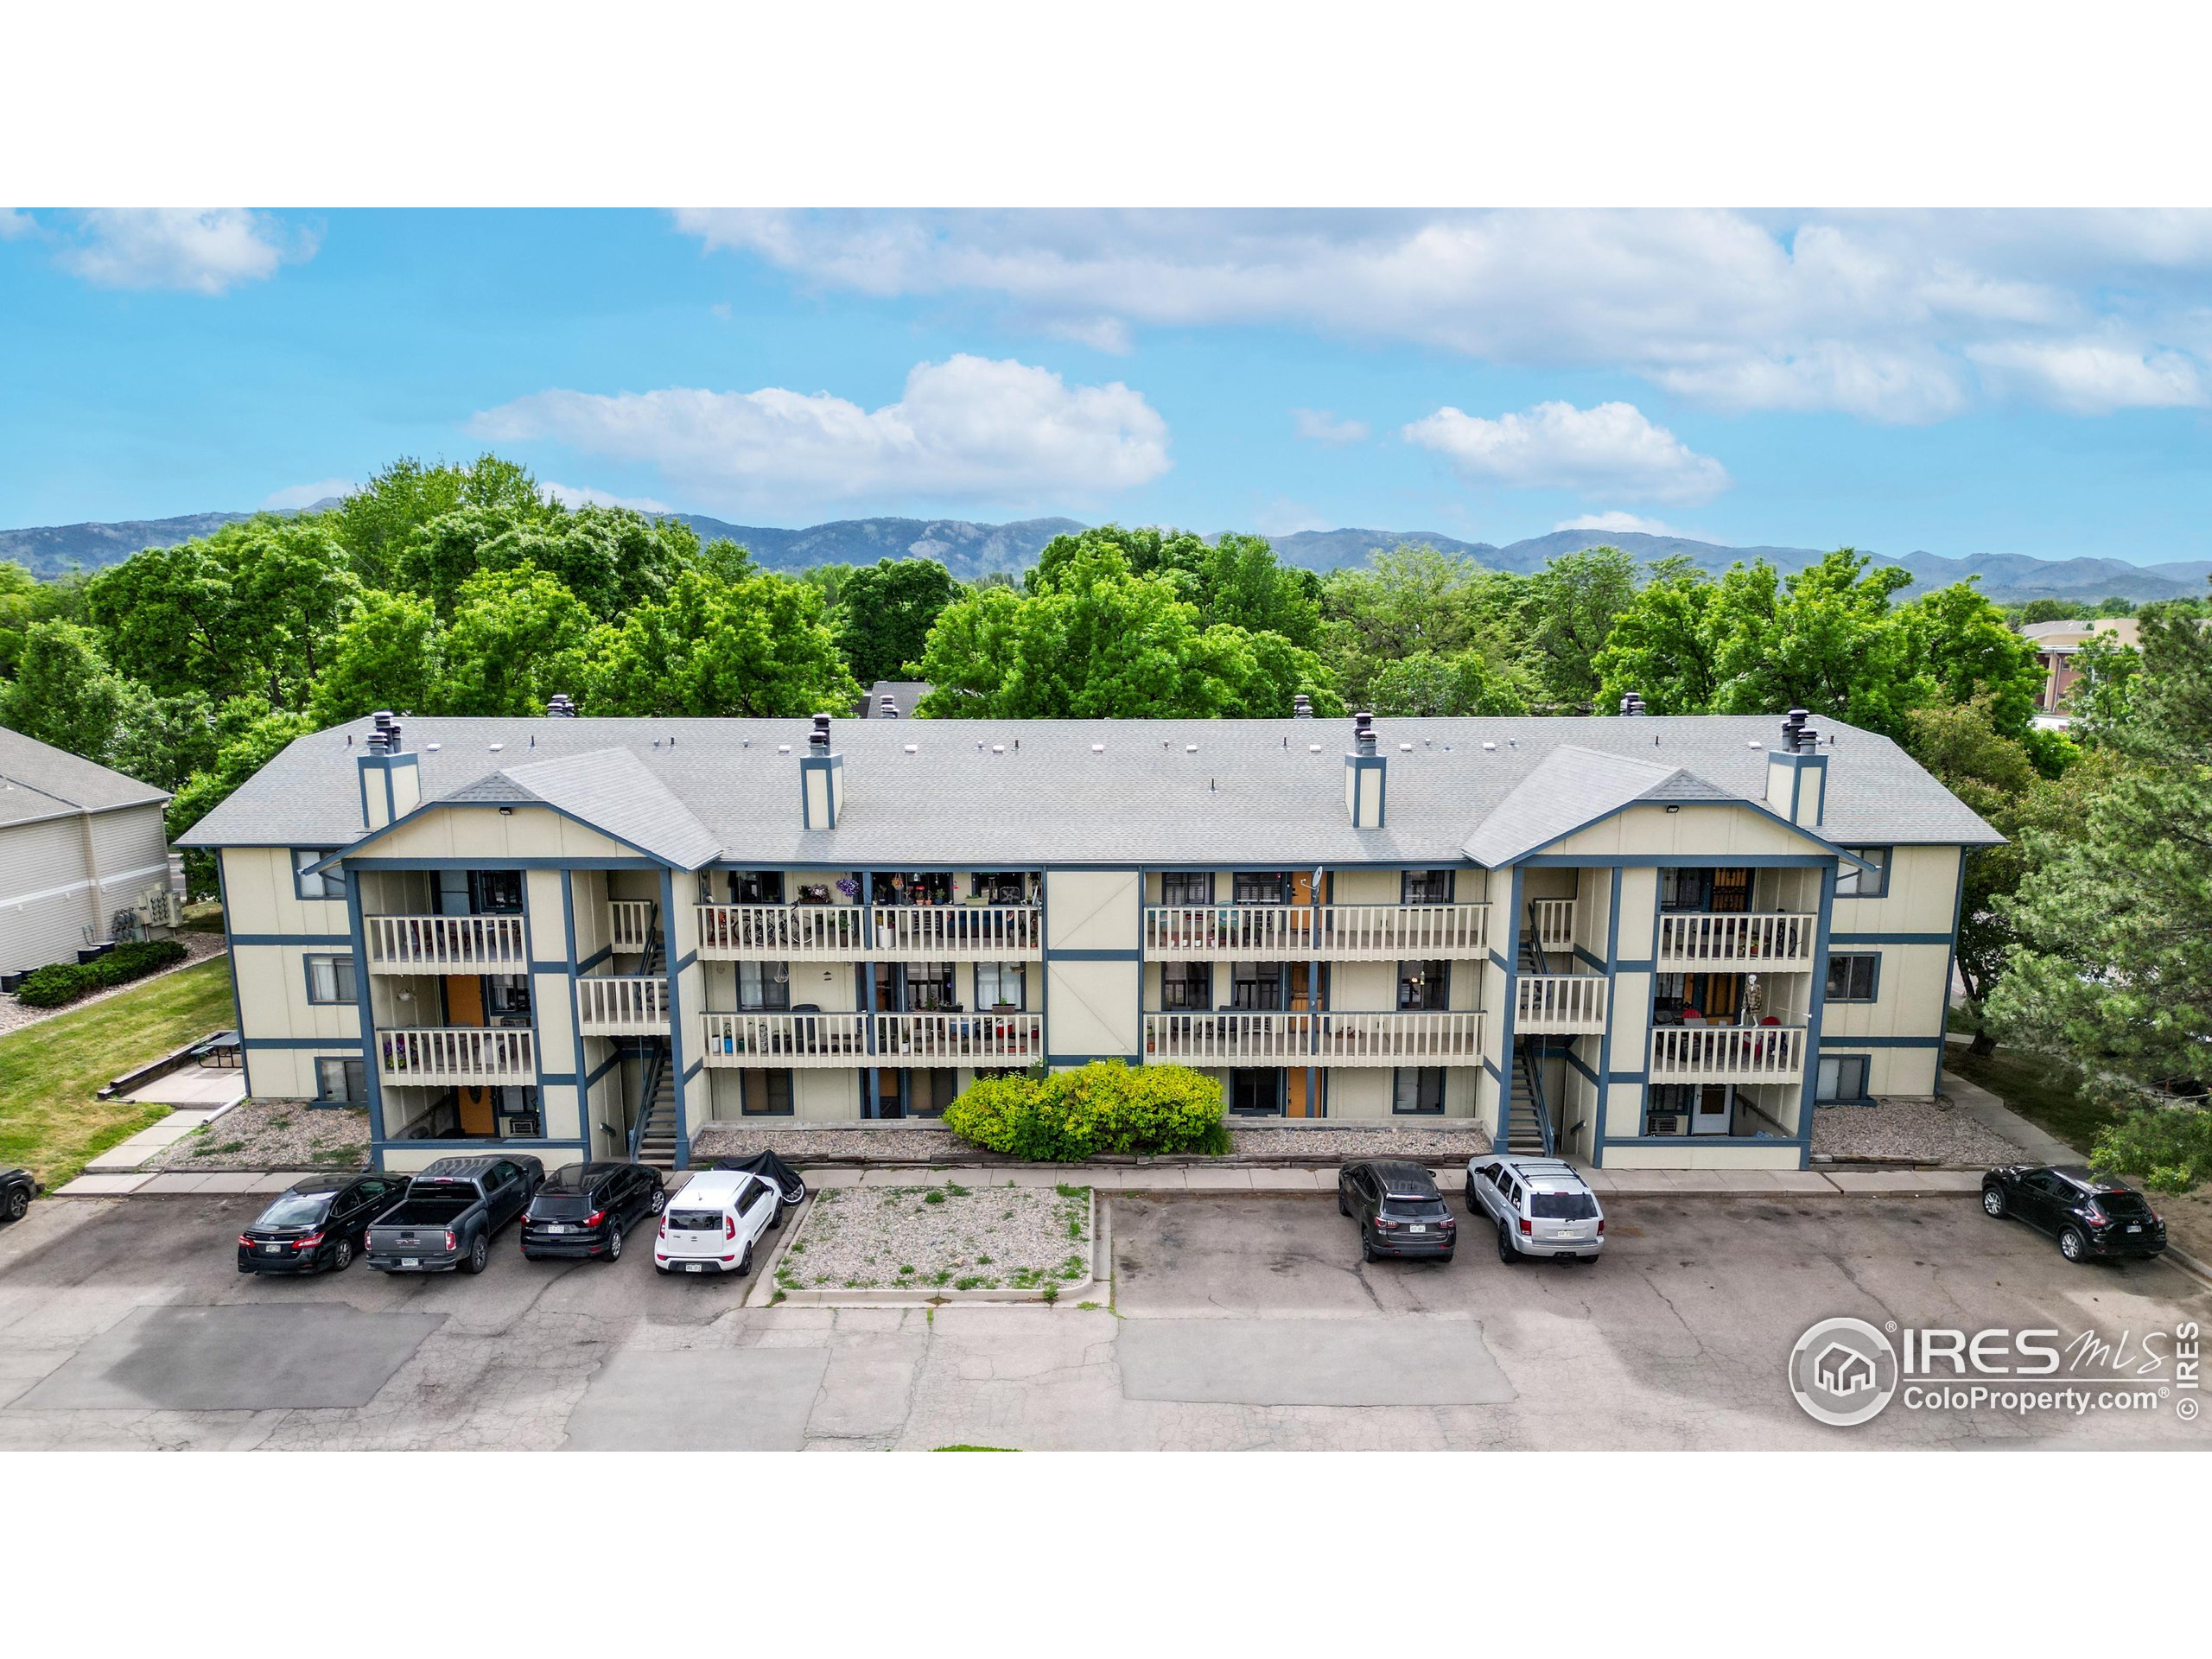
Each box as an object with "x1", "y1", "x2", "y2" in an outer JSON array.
[
  {"x1": 1046, "y1": 868, "x2": 1140, "y2": 950},
  {"x1": 1048, "y1": 959, "x2": 1141, "y2": 1056}
]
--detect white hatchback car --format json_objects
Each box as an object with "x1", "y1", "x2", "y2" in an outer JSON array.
[
  {"x1": 653, "y1": 1169, "x2": 783, "y2": 1276},
  {"x1": 1465, "y1": 1154, "x2": 1605, "y2": 1263}
]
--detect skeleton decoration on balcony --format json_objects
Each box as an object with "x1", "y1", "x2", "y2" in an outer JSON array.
[{"x1": 1745, "y1": 975, "x2": 1764, "y2": 1023}]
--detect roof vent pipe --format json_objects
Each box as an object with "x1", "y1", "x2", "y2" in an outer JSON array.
[
  {"x1": 544, "y1": 693, "x2": 578, "y2": 718},
  {"x1": 1619, "y1": 693, "x2": 1648, "y2": 716},
  {"x1": 800, "y1": 714, "x2": 844, "y2": 830},
  {"x1": 1344, "y1": 712, "x2": 1385, "y2": 829}
]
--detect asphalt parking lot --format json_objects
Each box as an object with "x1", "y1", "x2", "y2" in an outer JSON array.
[{"x1": 0, "y1": 1189, "x2": 2205, "y2": 1451}]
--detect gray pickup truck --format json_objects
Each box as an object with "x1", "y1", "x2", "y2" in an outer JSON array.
[{"x1": 365, "y1": 1154, "x2": 544, "y2": 1274}]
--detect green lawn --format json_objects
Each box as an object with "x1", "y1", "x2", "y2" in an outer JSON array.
[
  {"x1": 1946, "y1": 1043, "x2": 2122, "y2": 1157},
  {"x1": 0, "y1": 957, "x2": 238, "y2": 1189}
]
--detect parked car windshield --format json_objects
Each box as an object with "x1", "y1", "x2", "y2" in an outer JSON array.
[
  {"x1": 1529, "y1": 1191, "x2": 1599, "y2": 1220},
  {"x1": 1381, "y1": 1196, "x2": 1448, "y2": 1219},
  {"x1": 667, "y1": 1210, "x2": 725, "y2": 1231},
  {"x1": 254, "y1": 1192, "x2": 330, "y2": 1228}
]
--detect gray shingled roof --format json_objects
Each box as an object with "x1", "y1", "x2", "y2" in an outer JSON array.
[
  {"x1": 1460, "y1": 747, "x2": 1754, "y2": 866},
  {"x1": 0, "y1": 724, "x2": 168, "y2": 827},
  {"x1": 178, "y1": 713, "x2": 2002, "y2": 866}
]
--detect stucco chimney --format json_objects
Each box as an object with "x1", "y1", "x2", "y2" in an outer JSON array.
[
  {"x1": 1763, "y1": 708, "x2": 1827, "y2": 827},
  {"x1": 1344, "y1": 712, "x2": 1385, "y2": 829},
  {"x1": 800, "y1": 713, "x2": 845, "y2": 830},
  {"x1": 359, "y1": 710, "x2": 422, "y2": 830}
]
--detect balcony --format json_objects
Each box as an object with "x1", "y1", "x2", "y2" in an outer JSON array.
[
  {"x1": 1142, "y1": 904, "x2": 1490, "y2": 961},
  {"x1": 1525, "y1": 899, "x2": 1574, "y2": 951},
  {"x1": 364, "y1": 913, "x2": 529, "y2": 974},
  {"x1": 575, "y1": 976, "x2": 670, "y2": 1035},
  {"x1": 378, "y1": 1027, "x2": 536, "y2": 1086},
  {"x1": 1514, "y1": 974, "x2": 1608, "y2": 1034},
  {"x1": 1656, "y1": 912, "x2": 1819, "y2": 970},
  {"x1": 1648, "y1": 1024, "x2": 1807, "y2": 1084},
  {"x1": 696, "y1": 904, "x2": 865, "y2": 961},
  {"x1": 1141, "y1": 1009, "x2": 1484, "y2": 1066},
  {"x1": 871, "y1": 906, "x2": 1042, "y2": 961},
  {"x1": 700, "y1": 1011, "x2": 868, "y2": 1067},
  {"x1": 607, "y1": 900, "x2": 654, "y2": 954},
  {"x1": 874, "y1": 1012, "x2": 1043, "y2": 1065}
]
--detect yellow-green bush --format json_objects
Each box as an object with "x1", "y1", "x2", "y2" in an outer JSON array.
[{"x1": 943, "y1": 1062, "x2": 1228, "y2": 1160}]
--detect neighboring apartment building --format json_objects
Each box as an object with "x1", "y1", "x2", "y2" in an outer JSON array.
[
  {"x1": 0, "y1": 725, "x2": 176, "y2": 976},
  {"x1": 176, "y1": 702, "x2": 1997, "y2": 1174},
  {"x1": 2019, "y1": 617, "x2": 2139, "y2": 716}
]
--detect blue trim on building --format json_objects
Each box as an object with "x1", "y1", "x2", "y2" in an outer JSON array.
[
  {"x1": 1612, "y1": 957, "x2": 1656, "y2": 974},
  {"x1": 230, "y1": 932, "x2": 355, "y2": 947},
  {"x1": 1827, "y1": 931, "x2": 1954, "y2": 945},
  {"x1": 1793, "y1": 861, "x2": 1839, "y2": 1166},
  {"x1": 1041, "y1": 947, "x2": 1140, "y2": 962},
  {"x1": 1565, "y1": 1050, "x2": 1601, "y2": 1086},
  {"x1": 243, "y1": 1035, "x2": 367, "y2": 1050},
  {"x1": 587, "y1": 1049, "x2": 625, "y2": 1087},
  {"x1": 346, "y1": 880, "x2": 388, "y2": 1159},
  {"x1": 213, "y1": 854, "x2": 254, "y2": 1099},
  {"x1": 537, "y1": 1071, "x2": 581, "y2": 1088},
  {"x1": 1934, "y1": 846, "x2": 1968, "y2": 1098},
  {"x1": 302, "y1": 950, "x2": 357, "y2": 1007},
  {"x1": 1572, "y1": 944, "x2": 1607, "y2": 972},
  {"x1": 577, "y1": 944, "x2": 613, "y2": 973},
  {"x1": 1824, "y1": 946, "x2": 1883, "y2": 1003},
  {"x1": 343, "y1": 856, "x2": 663, "y2": 871},
  {"x1": 1588, "y1": 864, "x2": 1625, "y2": 1166},
  {"x1": 1492, "y1": 867, "x2": 1524, "y2": 1147},
  {"x1": 660, "y1": 866, "x2": 690, "y2": 1166},
  {"x1": 1817, "y1": 1033, "x2": 1947, "y2": 1048},
  {"x1": 526, "y1": 959, "x2": 570, "y2": 976},
  {"x1": 1047, "y1": 1054, "x2": 1138, "y2": 1068},
  {"x1": 1518, "y1": 853, "x2": 1842, "y2": 869}
]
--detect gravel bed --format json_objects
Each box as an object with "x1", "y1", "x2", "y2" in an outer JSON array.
[
  {"x1": 147, "y1": 1098, "x2": 371, "y2": 1171},
  {"x1": 0, "y1": 932, "x2": 230, "y2": 1037},
  {"x1": 693, "y1": 1120, "x2": 1498, "y2": 1166},
  {"x1": 777, "y1": 1180, "x2": 1090, "y2": 1294},
  {"x1": 1813, "y1": 1096, "x2": 2026, "y2": 1166}
]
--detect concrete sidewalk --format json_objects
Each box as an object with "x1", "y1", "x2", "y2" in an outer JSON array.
[
  {"x1": 794, "y1": 1163, "x2": 1983, "y2": 1197},
  {"x1": 80, "y1": 1101, "x2": 240, "y2": 1173}
]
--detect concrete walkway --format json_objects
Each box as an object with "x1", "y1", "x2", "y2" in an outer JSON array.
[
  {"x1": 795, "y1": 1163, "x2": 1986, "y2": 1197},
  {"x1": 1944, "y1": 1071, "x2": 2082, "y2": 1163},
  {"x1": 79, "y1": 1103, "x2": 239, "y2": 1173}
]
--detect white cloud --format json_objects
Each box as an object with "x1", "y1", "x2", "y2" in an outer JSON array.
[
  {"x1": 0, "y1": 208, "x2": 35, "y2": 241},
  {"x1": 261, "y1": 478, "x2": 356, "y2": 511},
  {"x1": 56, "y1": 208, "x2": 314, "y2": 295},
  {"x1": 1040, "y1": 315, "x2": 1134, "y2": 354},
  {"x1": 675, "y1": 208, "x2": 2212, "y2": 422},
  {"x1": 1554, "y1": 510, "x2": 1681, "y2": 536},
  {"x1": 1402, "y1": 400, "x2": 1729, "y2": 504},
  {"x1": 543, "y1": 481, "x2": 676, "y2": 512},
  {"x1": 473, "y1": 354, "x2": 1170, "y2": 513},
  {"x1": 1967, "y1": 338, "x2": 2207, "y2": 414},
  {"x1": 1291, "y1": 407, "x2": 1370, "y2": 446}
]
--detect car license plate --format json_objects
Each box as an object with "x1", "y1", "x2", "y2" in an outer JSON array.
[
  {"x1": 401, "y1": 1257, "x2": 420, "y2": 1268},
  {"x1": 546, "y1": 1224, "x2": 569, "y2": 1234},
  {"x1": 262, "y1": 1243, "x2": 282, "y2": 1254},
  {"x1": 2127, "y1": 1223, "x2": 2142, "y2": 1232},
  {"x1": 685, "y1": 1262, "x2": 705, "y2": 1273},
  {"x1": 1408, "y1": 1224, "x2": 1426, "y2": 1234}
]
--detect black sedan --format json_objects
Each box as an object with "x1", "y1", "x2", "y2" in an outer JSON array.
[
  {"x1": 1338, "y1": 1159, "x2": 1457, "y2": 1262},
  {"x1": 520, "y1": 1160, "x2": 667, "y2": 1262},
  {"x1": 3, "y1": 1166, "x2": 39, "y2": 1224},
  {"x1": 1981, "y1": 1164, "x2": 2167, "y2": 1263},
  {"x1": 238, "y1": 1173, "x2": 410, "y2": 1274}
]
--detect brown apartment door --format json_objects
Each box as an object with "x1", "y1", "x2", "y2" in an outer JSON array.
[
  {"x1": 1709, "y1": 868, "x2": 1752, "y2": 912},
  {"x1": 444, "y1": 977, "x2": 495, "y2": 1135}
]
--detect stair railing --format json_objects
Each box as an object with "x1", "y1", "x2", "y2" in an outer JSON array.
[{"x1": 626, "y1": 1041, "x2": 669, "y2": 1163}]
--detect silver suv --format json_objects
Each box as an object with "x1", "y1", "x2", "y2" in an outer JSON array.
[{"x1": 1465, "y1": 1154, "x2": 1605, "y2": 1263}]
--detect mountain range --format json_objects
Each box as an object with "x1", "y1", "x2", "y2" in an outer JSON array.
[{"x1": 3, "y1": 505, "x2": 2207, "y2": 606}]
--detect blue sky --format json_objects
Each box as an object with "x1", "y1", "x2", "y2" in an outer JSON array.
[{"x1": 3, "y1": 207, "x2": 2210, "y2": 562}]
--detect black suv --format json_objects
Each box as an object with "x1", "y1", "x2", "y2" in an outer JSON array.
[
  {"x1": 238, "y1": 1173, "x2": 410, "y2": 1274},
  {"x1": 1981, "y1": 1164, "x2": 2167, "y2": 1263},
  {"x1": 520, "y1": 1160, "x2": 667, "y2": 1262},
  {"x1": 1338, "y1": 1160, "x2": 1456, "y2": 1262}
]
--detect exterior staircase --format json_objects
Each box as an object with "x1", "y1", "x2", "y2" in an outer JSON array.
[
  {"x1": 1506, "y1": 1043, "x2": 1555, "y2": 1155},
  {"x1": 628, "y1": 1042, "x2": 678, "y2": 1169}
]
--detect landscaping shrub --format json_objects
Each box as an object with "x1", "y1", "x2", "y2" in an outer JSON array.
[
  {"x1": 2091, "y1": 1103, "x2": 2212, "y2": 1194},
  {"x1": 13, "y1": 938, "x2": 188, "y2": 1008},
  {"x1": 943, "y1": 1062, "x2": 1228, "y2": 1160}
]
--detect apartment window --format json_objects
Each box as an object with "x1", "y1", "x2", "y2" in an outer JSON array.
[
  {"x1": 1817, "y1": 1056, "x2": 1872, "y2": 1103},
  {"x1": 1402, "y1": 869, "x2": 1454, "y2": 904},
  {"x1": 975, "y1": 961, "x2": 1025, "y2": 1009},
  {"x1": 1160, "y1": 871, "x2": 1213, "y2": 906},
  {"x1": 1835, "y1": 848, "x2": 1891, "y2": 898},
  {"x1": 1397, "y1": 960, "x2": 1448, "y2": 1011},
  {"x1": 314, "y1": 1057, "x2": 366, "y2": 1105},
  {"x1": 1160, "y1": 961, "x2": 1211, "y2": 1011},
  {"x1": 728, "y1": 869, "x2": 785, "y2": 904},
  {"x1": 975, "y1": 871, "x2": 1031, "y2": 904},
  {"x1": 1230, "y1": 961, "x2": 1283, "y2": 1010},
  {"x1": 1644, "y1": 1084, "x2": 1695, "y2": 1135},
  {"x1": 1393, "y1": 1066, "x2": 1446, "y2": 1116},
  {"x1": 911, "y1": 1069, "x2": 958, "y2": 1116},
  {"x1": 484, "y1": 975, "x2": 532, "y2": 1018},
  {"x1": 1826, "y1": 952, "x2": 1879, "y2": 1001},
  {"x1": 304, "y1": 953, "x2": 357, "y2": 1004},
  {"x1": 741, "y1": 1070, "x2": 793, "y2": 1116},
  {"x1": 739, "y1": 961, "x2": 791, "y2": 1011},
  {"x1": 885, "y1": 962, "x2": 956, "y2": 1012},
  {"x1": 293, "y1": 849, "x2": 346, "y2": 900},
  {"x1": 1233, "y1": 871, "x2": 1288, "y2": 905},
  {"x1": 1229, "y1": 1068, "x2": 1282, "y2": 1116}
]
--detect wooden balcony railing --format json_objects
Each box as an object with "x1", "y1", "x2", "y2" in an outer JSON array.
[
  {"x1": 575, "y1": 976, "x2": 669, "y2": 1035},
  {"x1": 1656, "y1": 912, "x2": 1819, "y2": 969},
  {"x1": 874, "y1": 1012, "x2": 1043, "y2": 1064},
  {"x1": 607, "y1": 900, "x2": 655, "y2": 954},
  {"x1": 1648, "y1": 1023, "x2": 1807, "y2": 1084},
  {"x1": 1141, "y1": 1009, "x2": 1484, "y2": 1066},
  {"x1": 696, "y1": 904, "x2": 865, "y2": 960},
  {"x1": 871, "y1": 906, "x2": 1042, "y2": 960},
  {"x1": 364, "y1": 913, "x2": 528, "y2": 974},
  {"x1": 699, "y1": 1011, "x2": 868, "y2": 1067},
  {"x1": 1514, "y1": 974, "x2": 1608, "y2": 1034},
  {"x1": 377, "y1": 1027, "x2": 536, "y2": 1086},
  {"x1": 1526, "y1": 898, "x2": 1574, "y2": 951},
  {"x1": 1142, "y1": 903, "x2": 1490, "y2": 960}
]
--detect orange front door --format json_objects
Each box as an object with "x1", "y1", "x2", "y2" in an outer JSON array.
[{"x1": 447, "y1": 977, "x2": 494, "y2": 1135}]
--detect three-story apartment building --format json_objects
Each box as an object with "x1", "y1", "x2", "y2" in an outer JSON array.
[{"x1": 178, "y1": 702, "x2": 1997, "y2": 1173}]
